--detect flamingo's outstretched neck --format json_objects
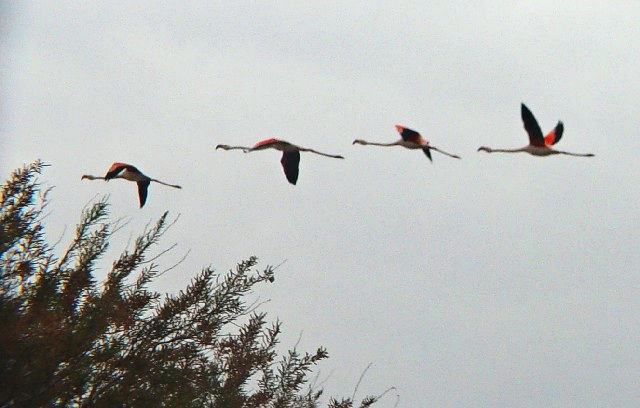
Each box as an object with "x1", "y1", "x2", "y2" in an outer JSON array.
[
  {"x1": 216, "y1": 144, "x2": 250, "y2": 153},
  {"x1": 429, "y1": 146, "x2": 461, "y2": 159},
  {"x1": 477, "y1": 146, "x2": 526, "y2": 154},
  {"x1": 352, "y1": 140, "x2": 398, "y2": 147},
  {"x1": 81, "y1": 175, "x2": 106, "y2": 180},
  {"x1": 151, "y1": 179, "x2": 182, "y2": 189}
]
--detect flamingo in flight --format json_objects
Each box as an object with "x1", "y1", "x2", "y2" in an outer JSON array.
[
  {"x1": 477, "y1": 104, "x2": 595, "y2": 157},
  {"x1": 81, "y1": 162, "x2": 182, "y2": 208},
  {"x1": 352, "y1": 125, "x2": 461, "y2": 161},
  {"x1": 215, "y1": 138, "x2": 344, "y2": 185}
]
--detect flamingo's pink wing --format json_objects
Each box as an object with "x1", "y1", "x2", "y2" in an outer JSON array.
[
  {"x1": 395, "y1": 125, "x2": 423, "y2": 143},
  {"x1": 544, "y1": 122, "x2": 564, "y2": 146},
  {"x1": 105, "y1": 162, "x2": 139, "y2": 179}
]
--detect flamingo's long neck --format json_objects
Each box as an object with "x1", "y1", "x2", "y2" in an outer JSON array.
[
  {"x1": 216, "y1": 145, "x2": 250, "y2": 152},
  {"x1": 355, "y1": 140, "x2": 400, "y2": 147},
  {"x1": 488, "y1": 147, "x2": 528, "y2": 153}
]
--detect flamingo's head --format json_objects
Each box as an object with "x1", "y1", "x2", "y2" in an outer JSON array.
[
  {"x1": 352, "y1": 139, "x2": 365, "y2": 145},
  {"x1": 477, "y1": 146, "x2": 492, "y2": 153}
]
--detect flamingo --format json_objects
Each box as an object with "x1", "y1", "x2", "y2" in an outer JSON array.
[
  {"x1": 477, "y1": 104, "x2": 595, "y2": 157},
  {"x1": 81, "y1": 162, "x2": 181, "y2": 208},
  {"x1": 352, "y1": 125, "x2": 461, "y2": 161},
  {"x1": 215, "y1": 138, "x2": 344, "y2": 185}
]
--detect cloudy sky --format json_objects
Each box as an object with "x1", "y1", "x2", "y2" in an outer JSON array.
[{"x1": 2, "y1": 1, "x2": 639, "y2": 406}]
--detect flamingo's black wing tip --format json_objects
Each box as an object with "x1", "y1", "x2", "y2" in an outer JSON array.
[
  {"x1": 422, "y1": 147, "x2": 433, "y2": 161},
  {"x1": 137, "y1": 180, "x2": 150, "y2": 208}
]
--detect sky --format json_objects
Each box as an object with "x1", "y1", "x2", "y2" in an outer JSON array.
[{"x1": 2, "y1": 1, "x2": 640, "y2": 406}]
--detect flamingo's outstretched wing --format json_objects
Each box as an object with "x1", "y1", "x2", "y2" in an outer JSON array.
[
  {"x1": 396, "y1": 125, "x2": 421, "y2": 143},
  {"x1": 137, "y1": 180, "x2": 150, "y2": 208},
  {"x1": 397, "y1": 125, "x2": 432, "y2": 161},
  {"x1": 422, "y1": 147, "x2": 433, "y2": 161},
  {"x1": 105, "y1": 162, "x2": 139, "y2": 179},
  {"x1": 521, "y1": 104, "x2": 545, "y2": 147},
  {"x1": 544, "y1": 122, "x2": 564, "y2": 146},
  {"x1": 254, "y1": 138, "x2": 282, "y2": 149},
  {"x1": 280, "y1": 151, "x2": 300, "y2": 185}
]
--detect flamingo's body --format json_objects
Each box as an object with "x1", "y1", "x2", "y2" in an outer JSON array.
[
  {"x1": 478, "y1": 104, "x2": 595, "y2": 157},
  {"x1": 216, "y1": 138, "x2": 344, "y2": 185},
  {"x1": 81, "y1": 162, "x2": 181, "y2": 208},
  {"x1": 352, "y1": 125, "x2": 461, "y2": 160}
]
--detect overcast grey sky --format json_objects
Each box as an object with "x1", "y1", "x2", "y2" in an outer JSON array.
[{"x1": 2, "y1": 1, "x2": 640, "y2": 406}]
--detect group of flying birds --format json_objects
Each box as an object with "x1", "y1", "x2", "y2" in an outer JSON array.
[{"x1": 82, "y1": 104, "x2": 595, "y2": 208}]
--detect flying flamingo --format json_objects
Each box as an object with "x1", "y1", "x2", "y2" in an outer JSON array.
[
  {"x1": 81, "y1": 162, "x2": 182, "y2": 208},
  {"x1": 352, "y1": 125, "x2": 461, "y2": 161},
  {"x1": 477, "y1": 104, "x2": 595, "y2": 157},
  {"x1": 215, "y1": 138, "x2": 344, "y2": 185}
]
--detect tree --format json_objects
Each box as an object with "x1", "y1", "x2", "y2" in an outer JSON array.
[{"x1": 0, "y1": 161, "x2": 384, "y2": 407}]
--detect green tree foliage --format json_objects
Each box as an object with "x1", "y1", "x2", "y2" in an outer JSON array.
[{"x1": 0, "y1": 161, "x2": 382, "y2": 407}]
